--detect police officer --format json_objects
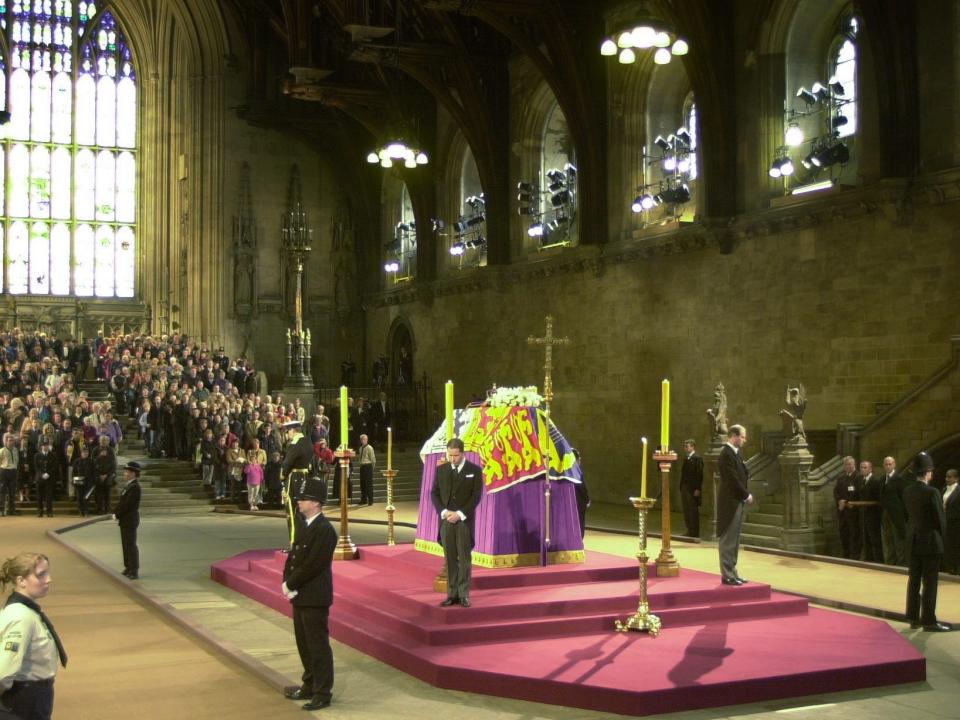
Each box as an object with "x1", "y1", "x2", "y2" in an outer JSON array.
[
  {"x1": 112, "y1": 461, "x2": 142, "y2": 579},
  {"x1": 0, "y1": 552, "x2": 67, "y2": 720},
  {"x1": 282, "y1": 476, "x2": 337, "y2": 711},
  {"x1": 281, "y1": 420, "x2": 313, "y2": 546}
]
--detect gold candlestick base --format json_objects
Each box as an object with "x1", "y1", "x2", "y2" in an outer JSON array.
[
  {"x1": 382, "y1": 468, "x2": 398, "y2": 546},
  {"x1": 615, "y1": 496, "x2": 661, "y2": 636},
  {"x1": 333, "y1": 448, "x2": 358, "y2": 560},
  {"x1": 653, "y1": 450, "x2": 680, "y2": 577}
]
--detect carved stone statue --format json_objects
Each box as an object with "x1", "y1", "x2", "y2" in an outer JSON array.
[
  {"x1": 706, "y1": 382, "x2": 728, "y2": 441},
  {"x1": 779, "y1": 384, "x2": 807, "y2": 446},
  {"x1": 233, "y1": 162, "x2": 258, "y2": 319}
]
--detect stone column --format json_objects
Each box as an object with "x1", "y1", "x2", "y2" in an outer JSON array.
[
  {"x1": 778, "y1": 443, "x2": 817, "y2": 553},
  {"x1": 702, "y1": 440, "x2": 724, "y2": 540}
]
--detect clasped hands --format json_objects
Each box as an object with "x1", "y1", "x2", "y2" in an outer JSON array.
[
  {"x1": 441, "y1": 510, "x2": 462, "y2": 524},
  {"x1": 281, "y1": 581, "x2": 298, "y2": 600}
]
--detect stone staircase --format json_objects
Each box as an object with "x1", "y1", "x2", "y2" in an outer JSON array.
[
  {"x1": 742, "y1": 496, "x2": 786, "y2": 549},
  {"x1": 373, "y1": 444, "x2": 424, "y2": 503}
]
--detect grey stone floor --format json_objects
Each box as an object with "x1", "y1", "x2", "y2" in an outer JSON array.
[{"x1": 61, "y1": 514, "x2": 960, "y2": 719}]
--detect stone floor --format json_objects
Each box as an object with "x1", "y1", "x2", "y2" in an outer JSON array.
[{"x1": 52, "y1": 509, "x2": 960, "y2": 720}]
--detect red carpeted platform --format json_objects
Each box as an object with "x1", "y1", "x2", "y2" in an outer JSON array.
[{"x1": 211, "y1": 545, "x2": 924, "y2": 716}]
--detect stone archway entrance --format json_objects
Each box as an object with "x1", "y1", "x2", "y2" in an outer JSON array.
[{"x1": 390, "y1": 322, "x2": 414, "y2": 388}]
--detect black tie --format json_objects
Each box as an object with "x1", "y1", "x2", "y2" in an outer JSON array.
[{"x1": 7, "y1": 592, "x2": 68, "y2": 667}]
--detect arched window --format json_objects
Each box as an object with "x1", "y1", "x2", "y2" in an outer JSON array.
[
  {"x1": 383, "y1": 179, "x2": 416, "y2": 282},
  {"x1": 451, "y1": 146, "x2": 486, "y2": 267},
  {"x1": 1, "y1": 2, "x2": 137, "y2": 297},
  {"x1": 535, "y1": 102, "x2": 576, "y2": 247},
  {"x1": 829, "y1": 16, "x2": 857, "y2": 139},
  {"x1": 683, "y1": 95, "x2": 698, "y2": 181}
]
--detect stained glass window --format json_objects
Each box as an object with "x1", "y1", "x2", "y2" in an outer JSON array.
[{"x1": 0, "y1": 2, "x2": 137, "y2": 297}]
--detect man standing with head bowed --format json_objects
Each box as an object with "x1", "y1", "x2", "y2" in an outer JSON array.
[
  {"x1": 680, "y1": 439, "x2": 703, "y2": 538},
  {"x1": 717, "y1": 425, "x2": 753, "y2": 586},
  {"x1": 943, "y1": 469, "x2": 960, "y2": 575},
  {"x1": 431, "y1": 438, "x2": 483, "y2": 607}
]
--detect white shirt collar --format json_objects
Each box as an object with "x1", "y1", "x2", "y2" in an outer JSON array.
[{"x1": 725, "y1": 442, "x2": 739, "y2": 454}]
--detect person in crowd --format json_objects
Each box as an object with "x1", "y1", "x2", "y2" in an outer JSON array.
[
  {"x1": 0, "y1": 552, "x2": 67, "y2": 720},
  {"x1": 264, "y1": 450, "x2": 282, "y2": 506},
  {"x1": 860, "y1": 460, "x2": 884, "y2": 563},
  {"x1": 73, "y1": 445, "x2": 96, "y2": 517},
  {"x1": 680, "y1": 439, "x2": 704, "y2": 538},
  {"x1": 717, "y1": 425, "x2": 752, "y2": 586},
  {"x1": 33, "y1": 439, "x2": 59, "y2": 519},
  {"x1": 834, "y1": 456, "x2": 863, "y2": 560},
  {"x1": 881, "y1": 456, "x2": 907, "y2": 566},
  {"x1": 0, "y1": 433, "x2": 20, "y2": 517},
  {"x1": 357, "y1": 434, "x2": 376, "y2": 506},
  {"x1": 943, "y1": 468, "x2": 960, "y2": 575},
  {"x1": 94, "y1": 435, "x2": 116, "y2": 515},
  {"x1": 245, "y1": 438, "x2": 266, "y2": 511}
]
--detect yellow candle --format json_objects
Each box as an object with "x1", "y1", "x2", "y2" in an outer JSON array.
[
  {"x1": 445, "y1": 380, "x2": 455, "y2": 440},
  {"x1": 340, "y1": 385, "x2": 349, "y2": 449},
  {"x1": 387, "y1": 426, "x2": 393, "y2": 471},
  {"x1": 661, "y1": 379, "x2": 670, "y2": 451},
  {"x1": 641, "y1": 437, "x2": 649, "y2": 498}
]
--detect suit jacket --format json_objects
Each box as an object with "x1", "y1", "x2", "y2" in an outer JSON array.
[
  {"x1": 833, "y1": 472, "x2": 862, "y2": 513},
  {"x1": 431, "y1": 460, "x2": 483, "y2": 547},
  {"x1": 113, "y1": 479, "x2": 141, "y2": 528},
  {"x1": 880, "y1": 471, "x2": 907, "y2": 531},
  {"x1": 903, "y1": 480, "x2": 946, "y2": 558},
  {"x1": 944, "y1": 485, "x2": 960, "y2": 559},
  {"x1": 680, "y1": 453, "x2": 704, "y2": 499},
  {"x1": 716, "y1": 444, "x2": 749, "y2": 536},
  {"x1": 283, "y1": 513, "x2": 337, "y2": 607},
  {"x1": 860, "y1": 473, "x2": 883, "y2": 523},
  {"x1": 33, "y1": 451, "x2": 60, "y2": 484}
]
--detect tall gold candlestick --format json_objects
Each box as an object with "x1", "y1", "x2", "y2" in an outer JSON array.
[
  {"x1": 641, "y1": 437, "x2": 649, "y2": 498},
  {"x1": 661, "y1": 379, "x2": 670, "y2": 452},
  {"x1": 615, "y1": 496, "x2": 661, "y2": 636},
  {"x1": 382, "y1": 467, "x2": 398, "y2": 546},
  {"x1": 654, "y1": 450, "x2": 680, "y2": 577},
  {"x1": 332, "y1": 447, "x2": 358, "y2": 560},
  {"x1": 387, "y1": 426, "x2": 393, "y2": 471},
  {"x1": 445, "y1": 381, "x2": 455, "y2": 440}
]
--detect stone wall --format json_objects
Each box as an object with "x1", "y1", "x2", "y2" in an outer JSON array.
[{"x1": 364, "y1": 193, "x2": 960, "y2": 504}]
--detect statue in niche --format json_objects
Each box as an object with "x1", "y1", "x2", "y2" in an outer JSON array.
[
  {"x1": 779, "y1": 384, "x2": 807, "y2": 446},
  {"x1": 233, "y1": 163, "x2": 257, "y2": 318},
  {"x1": 331, "y1": 207, "x2": 357, "y2": 319},
  {"x1": 706, "y1": 382, "x2": 728, "y2": 442}
]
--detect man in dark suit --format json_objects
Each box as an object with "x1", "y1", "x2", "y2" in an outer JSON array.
[
  {"x1": 716, "y1": 425, "x2": 752, "y2": 585},
  {"x1": 881, "y1": 456, "x2": 907, "y2": 565},
  {"x1": 833, "y1": 456, "x2": 862, "y2": 560},
  {"x1": 430, "y1": 438, "x2": 483, "y2": 607},
  {"x1": 34, "y1": 438, "x2": 60, "y2": 518},
  {"x1": 680, "y1": 439, "x2": 704, "y2": 538},
  {"x1": 572, "y1": 448, "x2": 590, "y2": 539},
  {"x1": 859, "y1": 460, "x2": 884, "y2": 563},
  {"x1": 903, "y1": 452, "x2": 951, "y2": 631},
  {"x1": 943, "y1": 468, "x2": 959, "y2": 575},
  {"x1": 112, "y1": 461, "x2": 142, "y2": 579},
  {"x1": 282, "y1": 475, "x2": 338, "y2": 711}
]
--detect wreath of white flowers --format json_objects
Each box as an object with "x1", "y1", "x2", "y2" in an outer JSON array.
[{"x1": 487, "y1": 385, "x2": 543, "y2": 408}]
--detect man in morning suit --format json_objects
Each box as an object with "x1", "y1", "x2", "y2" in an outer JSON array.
[
  {"x1": 942, "y1": 468, "x2": 959, "y2": 574},
  {"x1": 903, "y1": 452, "x2": 951, "y2": 631},
  {"x1": 881, "y1": 456, "x2": 907, "y2": 565},
  {"x1": 716, "y1": 425, "x2": 752, "y2": 585},
  {"x1": 112, "y1": 461, "x2": 142, "y2": 579},
  {"x1": 680, "y1": 439, "x2": 704, "y2": 538},
  {"x1": 431, "y1": 437, "x2": 483, "y2": 607},
  {"x1": 833, "y1": 456, "x2": 862, "y2": 560},
  {"x1": 282, "y1": 475, "x2": 338, "y2": 710},
  {"x1": 859, "y1": 460, "x2": 884, "y2": 563}
]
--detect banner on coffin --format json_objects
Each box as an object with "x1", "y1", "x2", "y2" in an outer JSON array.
[{"x1": 419, "y1": 404, "x2": 582, "y2": 494}]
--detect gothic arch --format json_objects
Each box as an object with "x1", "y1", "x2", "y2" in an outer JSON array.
[{"x1": 386, "y1": 315, "x2": 416, "y2": 387}]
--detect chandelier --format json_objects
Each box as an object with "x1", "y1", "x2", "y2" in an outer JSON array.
[
  {"x1": 600, "y1": 24, "x2": 688, "y2": 65},
  {"x1": 366, "y1": 140, "x2": 429, "y2": 169}
]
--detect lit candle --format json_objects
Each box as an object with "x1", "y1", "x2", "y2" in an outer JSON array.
[
  {"x1": 641, "y1": 437, "x2": 649, "y2": 498},
  {"x1": 340, "y1": 385, "x2": 349, "y2": 449},
  {"x1": 445, "y1": 380, "x2": 455, "y2": 440},
  {"x1": 387, "y1": 426, "x2": 393, "y2": 471},
  {"x1": 661, "y1": 379, "x2": 670, "y2": 451}
]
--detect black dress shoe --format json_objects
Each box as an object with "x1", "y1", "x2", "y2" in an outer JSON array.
[
  {"x1": 721, "y1": 578, "x2": 744, "y2": 586},
  {"x1": 302, "y1": 697, "x2": 331, "y2": 711},
  {"x1": 440, "y1": 598, "x2": 459, "y2": 607},
  {"x1": 460, "y1": 598, "x2": 471, "y2": 608},
  {"x1": 923, "y1": 622, "x2": 953, "y2": 632},
  {"x1": 121, "y1": 569, "x2": 131, "y2": 577},
  {"x1": 127, "y1": 573, "x2": 139, "y2": 580},
  {"x1": 284, "y1": 686, "x2": 310, "y2": 700},
  {"x1": 909, "y1": 621, "x2": 921, "y2": 629},
  {"x1": 735, "y1": 577, "x2": 748, "y2": 584}
]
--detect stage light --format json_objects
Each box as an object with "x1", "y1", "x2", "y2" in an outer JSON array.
[
  {"x1": 631, "y1": 196, "x2": 644, "y2": 213},
  {"x1": 831, "y1": 115, "x2": 848, "y2": 130},
  {"x1": 653, "y1": 31, "x2": 671, "y2": 48},
  {"x1": 677, "y1": 157, "x2": 690, "y2": 173},
  {"x1": 671, "y1": 39, "x2": 688, "y2": 55},
  {"x1": 785, "y1": 123, "x2": 804, "y2": 147},
  {"x1": 631, "y1": 25, "x2": 656, "y2": 48},
  {"x1": 811, "y1": 142, "x2": 849, "y2": 168},
  {"x1": 600, "y1": 38, "x2": 617, "y2": 56},
  {"x1": 548, "y1": 180, "x2": 565, "y2": 193},
  {"x1": 617, "y1": 31, "x2": 633, "y2": 48},
  {"x1": 654, "y1": 135, "x2": 672, "y2": 152},
  {"x1": 768, "y1": 158, "x2": 783, "y2": 178},
  {"x1": 415, "y1": 151, "x2": 428, "y2": 165},
  {"x1": 674, "y1": 128, "x2": 692, "y2": 146},
  {"x1": 829, "y1": 79, "x2": 845, "y2": 96},
  {"x1": 654, "y1": 48, "x2": 671, "y2": 64},
  {"x1": 659, "y1": 184, "x2": 691, "y2": 204},
  {"x1": 780, "y1": 158, "x2": 794, "y2": 176},
  {"x1": 564, "y1": 162, "x2": 577, "y2": 178},
  {"x1": 380, "y1": 158, "x2": 393, "y2": 168},
  {"x1": 619, "y1": 48, "x2": 636, "y2": 64},
  {"x1": 550, "y1": 190, "x2": 571, "y2": 207},
  {"x1": 384, "y1": 261, "x2": 400, "y2": 272},
  {"x1": 791, "y1": 179, "x2": 837, "y2": 195},
  {"x1": 811, "y1": 82, "x2": 830, "y2": 101},
  {"x1": 796, "y1": 87, "x2": 817, "y2": 106},
  {"x1": 663, "y1": 156, "x2": 677, "y2": 171},
  {"x1": 517, "y1": 181, "x2": 536, "y2": 193},
  {"x1": 546, "y1": 169, "x2": 565, "y2": 182},
  {"x1": 449, "y1": 242, "x2": 465, "y2": 256},
  {"x1": 527, "y1": 222, "x2": 544, "y2": 238},
  {"x1": 366, "y1": 152, "x2": 379, "y2": 163}
]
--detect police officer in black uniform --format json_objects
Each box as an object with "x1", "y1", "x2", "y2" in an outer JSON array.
[
  {"x1": 282, "y1": 475, "x2": 337, "y2": 710},
  {"x1": 281, "y1": 420, "x2": 314, "y2": 545},
  {"x1": 112, "y1": 462, "x2": 142, "y2": 580},
  {"x1": 33, "y1": 440, "x2": 60, "y2": 518}
]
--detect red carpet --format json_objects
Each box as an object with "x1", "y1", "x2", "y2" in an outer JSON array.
[{"x1": 211, "y1": 545, "x2": 924, "y2": 716}]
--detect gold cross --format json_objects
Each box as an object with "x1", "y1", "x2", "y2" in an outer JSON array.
[{"x1": 527, "y1": 315, "x2": 570, "y2": 413}]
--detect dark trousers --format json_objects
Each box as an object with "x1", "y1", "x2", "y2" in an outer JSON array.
[
  {"x1": 77, "y1": 483, "x2": 93, "y2": 516},
  {"x1": 838, "y1": 510, "x2": 862, "y2": 559},
  {"x1": 95, "y1": 481, "x2": 111, "y2": 514},
  {"x1": 681, "y1": 489, "x2": 700, "y2": 537},
  {"x1": 36, "y1": 478, "x2": 55, "y2": 516},
  {"x1": 0, "y1": 468, "x2": 17, "y2": 514},
  {"x1": 330, "y1": 465, "x2": 352, "y2": 501},
  {"x1": 440, "y1": 518, "x2": 473, "y2": 600},
  {"x1": 120, "y1": 522, "x2": 139, "y2": 574},
  {"x1": 906, "y1": 552, "x2": 941, "y2": 626},
  {"x1": 292, "y1": 605, "x2": 333, "y2": 701},
  {"x1": 718, "y1": 502, "x2": 746, "y2": 581},
  {"x1": 359, "y1": 464, "x2": 374, "y2": 505},
  {"x1": 2, "y1": 679, "x2": 54, "y2": 720},
  {"x1": 863, "y1": 513, "x2": 883, "y2": 563}
]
